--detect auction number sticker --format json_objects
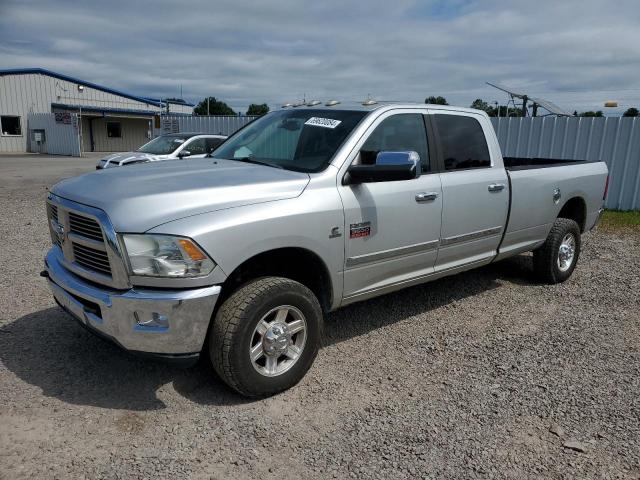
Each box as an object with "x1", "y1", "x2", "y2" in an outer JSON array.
[{"x1": 305, "y1": 117, "x2": 342, "y2": 129}]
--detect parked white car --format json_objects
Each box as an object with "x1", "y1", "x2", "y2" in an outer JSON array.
[{"x1": 96, "y1": 133, "x2": 227, "y2": 169}]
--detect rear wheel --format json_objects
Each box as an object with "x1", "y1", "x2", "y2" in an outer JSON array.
[
  {"x1": 533, "y1": 218, "x2": 581, "y2": 284},
  {"x1": 209, "y1": 277, "x2": 322, "y2": 397}
]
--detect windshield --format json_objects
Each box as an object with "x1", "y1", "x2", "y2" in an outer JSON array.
[
  {"x1": 137, "y1": 135, "x2": 190, "y2": 154},
  {"x1": 212, "y1": 109, "x2": 367, "y2": 172}
]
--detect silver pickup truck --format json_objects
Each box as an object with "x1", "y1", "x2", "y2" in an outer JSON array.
[{"x1": 43, "y1": 102, "x2": 608, "y2": 397}]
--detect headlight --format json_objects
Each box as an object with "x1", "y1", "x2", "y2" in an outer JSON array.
[{"x1": 122, "y1": 234, "x2": 215, "y2": 278}]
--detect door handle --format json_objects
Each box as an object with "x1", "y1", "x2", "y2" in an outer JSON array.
[
  {"x1": 488, "y1": 183, "x2": 505, "y2": 192},
  {"x1": 415, "y1": 192, "x2": 439, "y2": 203}
]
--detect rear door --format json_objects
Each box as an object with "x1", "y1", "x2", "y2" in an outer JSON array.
[
  {"x1": 338, "y1": 109, "x2": 443, "y2": 300},
  {"x1": 430, "y1": 111, "x2": 509, "y2": 271}
]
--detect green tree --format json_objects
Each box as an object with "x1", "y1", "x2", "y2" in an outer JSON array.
[
  {"x1": 246, "y1": 103, "x2": 270, "y2": 116},
  {"x1": 470, "y1": 98, "x2": 493, "y2": 114},
  {"x1": 487, "y1": 105, "x2": 523, "y2": 117},
  {"x1": 425, "y1": 96, "x2": 449, "y2": 105},
  {"x1": 194, "y1": 97, "x2": 235, "y2": 116},
  {"x1": 580, "y1": 111, "x2": 604, "y2": 117},
  {"x1": 623, "y1": 107, "x2": 639, "y2": 117}
]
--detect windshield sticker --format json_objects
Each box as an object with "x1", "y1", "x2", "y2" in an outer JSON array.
[
  {"x1": 173, "y1": 139, "x2": 185, "y2": 144},
  {"x1": 305, "y1": 117, "x2": 342, "y2": 129}
]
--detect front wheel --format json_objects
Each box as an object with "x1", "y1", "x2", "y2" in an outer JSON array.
[
  {"x1": 533, "y1": 218, "x2": 581, "y2": 284},
  {"x1": 209, "y1": 277, "x2": 322, "y2": 397}
]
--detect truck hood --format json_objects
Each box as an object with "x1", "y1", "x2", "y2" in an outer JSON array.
[{"x1": 52, "y1": 158, "x2": 310, "y2": 232}]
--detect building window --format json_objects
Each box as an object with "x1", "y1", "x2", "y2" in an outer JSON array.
[
  {"x1": 1, "y1": 116, "x2": 22, "y2": 136},
  {"x1": 106, "y1": 122, "x2": 122, "y2": 138}
]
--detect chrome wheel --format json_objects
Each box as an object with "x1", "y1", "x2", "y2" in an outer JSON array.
[
  {"x1": 557, "y1": 233, "x2": 576, "y2": 272},
  {"x1": 250, "y1": 305, "x2": 307, "y2": 377}
]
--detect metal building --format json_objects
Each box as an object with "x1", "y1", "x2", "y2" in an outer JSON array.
[{"x1": 0, "y1": 68, "x2": 194, "y2": 154}]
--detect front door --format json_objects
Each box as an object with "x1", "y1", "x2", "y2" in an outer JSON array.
[{"x1": 338, "y1": 110, "x2": 443, "y2": 300}]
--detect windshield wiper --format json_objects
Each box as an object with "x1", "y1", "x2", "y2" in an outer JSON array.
[{"x1": 226, "y1": 157, "x2": 283, "y2": 169}]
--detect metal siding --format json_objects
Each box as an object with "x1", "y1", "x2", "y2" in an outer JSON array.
[
  {"x1": 27, "y1": 113, "x2": 81, "y2": 156},
  {"x1": 491, "y1": 117, "x2": 640, "y2": 210},
  {"x1": 0, "y1": 72, "x2": 163, "y2": 153},
  {"x1": 153, "y1": 115, "x2": 257, "y2": 137},
  {"x1": 91, "y1": 117, "x2": 151, "y2": 152}
]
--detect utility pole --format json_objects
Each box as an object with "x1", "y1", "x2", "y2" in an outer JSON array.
[{"x1": 207, "y1": 97, "x2": 210, "y2": 116}]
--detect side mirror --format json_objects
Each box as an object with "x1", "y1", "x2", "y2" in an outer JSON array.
[
  {"x1": 346, "y1": 151, "x2": 421, "y2": 184},
  {"x1": 177, "y1": 150, "x2": 191, "y2": 158}
]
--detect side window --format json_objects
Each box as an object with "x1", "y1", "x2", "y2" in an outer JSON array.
[
  {"x1": 205, "y1": 137, "x2": 224, "y2": 153},
  {"x1": 185, "y1": 138, "x2": 207, "y2": 155},
  {"x1": 1, "y1": 115, "x2": 22, "y2": 136},
  {"x1": 360, "y1": 113, "x2": 430, "y2": 171},
  {"x1": 432, "y1": 115, "x2": 490, "y2": 171}
]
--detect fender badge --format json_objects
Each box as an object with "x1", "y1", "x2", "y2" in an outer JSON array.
[
  {"x1": 329, "y1": 226, "x2": 342, "y2": 238},
  {"x1": 350, "y1": 222, "x2": 371, "y2": 239}
]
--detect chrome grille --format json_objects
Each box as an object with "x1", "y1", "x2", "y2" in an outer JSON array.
[
  {"x1": 69, "y1": 212, "x2": 104, "y2": 242},
  {"x1": 46, "y1": 196, "x2": 129, "y2": 286},
  {"x1": 72, "y1": 243, "x2": 111, "y2": 276}
]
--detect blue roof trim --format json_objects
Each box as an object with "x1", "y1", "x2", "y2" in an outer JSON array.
[
  {"x1": 168, "y1": 100, "x2": 196, "y2": 107},
  {"x1": 52, "y1": 103, "x2": 157, "y2": 116},
  {"x1": 0, "y1": 68, "x2": 165, "y2": 107},
  {"x1": 138, "y1": 96, "x2": 195, "y2": 107}
]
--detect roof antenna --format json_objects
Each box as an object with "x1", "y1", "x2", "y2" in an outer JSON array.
[{"x1": 362, "y1": 93, "x2": 377, "y2": 106}]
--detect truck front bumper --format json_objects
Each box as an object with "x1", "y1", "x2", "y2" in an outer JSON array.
[{"x1": 44, "y1": 249, "x2": 220, "y2": 365}]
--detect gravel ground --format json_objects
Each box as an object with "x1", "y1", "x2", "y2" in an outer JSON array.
[{"x1": 0, "y1": 154, "x2": 639, "y2": 479}]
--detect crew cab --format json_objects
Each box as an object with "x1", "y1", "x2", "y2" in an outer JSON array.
[
  {"x1": 96, "y1": 133, "x2": 227, "y2": 169},
  {"x1": 43, "y1": 102, "x2": 608, "y2": 397}
]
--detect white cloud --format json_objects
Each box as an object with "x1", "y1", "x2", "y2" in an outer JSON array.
[{"x1": 1, "y1": 0, "x2": 639, "y2": 114}]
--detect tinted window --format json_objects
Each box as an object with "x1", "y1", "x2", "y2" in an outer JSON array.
[
  {"x1": 361, "y1": 114, "x2": 429, "y2": 171},
  {"x1": 185, "y1": 138, "x2": 207, "y2": 155},
  {"x1": 206, "y1": 137, "x2": 224, "y2": 153},
  {"x1": 433, "y1": 115, "x2": 490, "y2": 170}
]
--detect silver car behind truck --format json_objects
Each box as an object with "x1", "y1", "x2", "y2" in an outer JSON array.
[
  {"x1": 97, "y1": 133, "x2": 227, "y2": 169},
  {"x1": 43, "y1": 102, "x2": 608, "y2": 397}
]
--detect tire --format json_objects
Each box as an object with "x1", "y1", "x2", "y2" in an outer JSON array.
[
  {"x1": 533, "y1": 218, "x2": 581, "y2": 284},
  {"x1": 209, "y1": 277, "x2": 322, "y2": 397}
]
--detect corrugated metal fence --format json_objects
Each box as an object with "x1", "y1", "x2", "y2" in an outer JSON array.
[
  {"x1": 154, "y1": 115, "x2": 257, "y2": 137},
  {"x1": 491, "y1": 117, "x2": 640, "y2": 210},
  {"x1": 27, "y1": 113, "x2": 81, "y2": 157}
]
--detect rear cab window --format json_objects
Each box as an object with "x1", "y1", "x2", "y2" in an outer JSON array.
[{"x1": 432, "y1": 114, "x2": 491, "y2": 171}]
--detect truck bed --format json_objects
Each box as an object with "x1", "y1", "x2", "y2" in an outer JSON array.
[
  {"x1": 503, "y1": 157, "x2": 596, "y2": 171},
  {"x1": 496, "y1": 158, "x2": 608, "y2": 261}
]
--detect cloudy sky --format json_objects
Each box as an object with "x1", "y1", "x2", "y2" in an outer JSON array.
[{"x1": 1, "y1": 0, "x2": 638, "y2": 115}]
